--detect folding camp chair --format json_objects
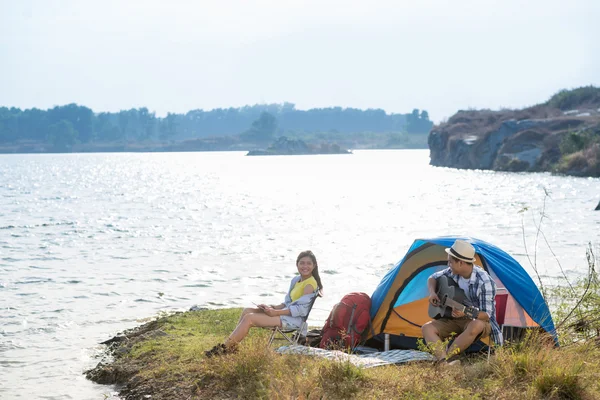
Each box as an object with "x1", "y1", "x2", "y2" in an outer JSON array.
[{"x1": 268, "y1": 290, "x2": 319, "y2": 346}]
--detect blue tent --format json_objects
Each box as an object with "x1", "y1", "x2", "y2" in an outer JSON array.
[{"x1": 368, "y1": 236, "x2": 557, "y2": 349}]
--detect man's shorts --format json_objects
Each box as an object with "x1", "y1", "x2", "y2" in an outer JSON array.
[{"x1": 430, "y1": 318, "x2": 492, "y2": 340}]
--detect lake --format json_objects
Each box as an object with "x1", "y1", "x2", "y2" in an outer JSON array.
[{"x1": 1, "y1": 150, "x2": 598, "y2": 399}]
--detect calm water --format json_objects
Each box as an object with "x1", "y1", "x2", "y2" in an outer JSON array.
[{"x1": 1, "y1": 150, "x2": 599, "y2": 399}]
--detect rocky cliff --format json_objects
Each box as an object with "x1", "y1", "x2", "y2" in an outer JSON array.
[{"x1": 428, "y1": 87, "x2": 600, "y2": 177}]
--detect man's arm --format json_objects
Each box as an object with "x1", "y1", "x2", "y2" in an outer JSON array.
[
  {"x1": 476, "y1": 273, "x2": 495, "y2": 322},
  {"x1": 427, "y1": 277, "x2": 440, "y2": 305},
  {"x1": 427, "y1": 268, "x2": 452, "y2": 305}
]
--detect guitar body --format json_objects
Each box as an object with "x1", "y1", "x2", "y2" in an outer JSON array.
[{"x1": 428, "y1": 275, "x2": 476, "y2": 319}]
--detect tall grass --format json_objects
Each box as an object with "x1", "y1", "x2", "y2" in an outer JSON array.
[{"x1": 488, "y1": 334, "x2": 593, "y2": 400}]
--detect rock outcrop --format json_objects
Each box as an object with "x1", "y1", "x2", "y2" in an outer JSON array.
[
  {"x1": 428, "y1": 87, "x2": 600, "y2": 177},
  {"x1": 247, "y1": 136, "x2": 351, "y2": 156}
]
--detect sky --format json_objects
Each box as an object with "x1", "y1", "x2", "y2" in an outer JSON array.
[{"x1": 1, "y1": 0, "x2": 599, "y2": 122}]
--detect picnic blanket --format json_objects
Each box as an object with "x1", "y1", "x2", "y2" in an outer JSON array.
[{"x1": 276, "y1": 345, "x2": 435, "y2": 368}]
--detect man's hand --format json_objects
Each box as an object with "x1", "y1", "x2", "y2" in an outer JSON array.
[
  {"x1": 429, "y1": 293, "x2": 441, "y2": 306},
  {"x1": 452, "y1": 309, "x2": 465, "y2": 318},
  {"x1": 256, "y1": 304, "x2": 267, "y2": 310}
]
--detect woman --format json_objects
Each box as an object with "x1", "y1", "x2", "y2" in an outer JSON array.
[{"x1": 205, "y1": 250, "x2": 323, "y2": 357}]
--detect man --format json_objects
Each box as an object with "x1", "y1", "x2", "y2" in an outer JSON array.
[{"x1": 421, "y1": 240, "x2": 503, "y2": 363}]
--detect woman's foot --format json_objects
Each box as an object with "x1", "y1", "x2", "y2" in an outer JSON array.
[
  {"x1": 204, "y1": 343, "x2": 238, "y2": 358},
  {"x1": 204, "y1": 343, "x2": 227, "y2": 358}
]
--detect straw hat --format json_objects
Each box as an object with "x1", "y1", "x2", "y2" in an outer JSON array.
[{"x1": 445, "y1": 240, "x2": 476, "y2": 263}]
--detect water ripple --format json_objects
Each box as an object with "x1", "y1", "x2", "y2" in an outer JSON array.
[{"x1": 15, "y1": 278, "x2": 54, "y2": 285}]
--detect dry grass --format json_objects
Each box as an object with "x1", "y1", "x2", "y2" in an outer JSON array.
[{"x1": 87, "y1": 308, "x2": 600, "y2": 400}]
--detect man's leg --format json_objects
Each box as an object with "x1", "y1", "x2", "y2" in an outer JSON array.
[
  {"x1": 447, "y1": 319, "x2": 486, "y2": 357},
  {"x1": 422, "y1": 321, "x2": 447, "y2": 360},
  {"x1": 225, "y1": 313, "x2": 282, "y2": 347}
]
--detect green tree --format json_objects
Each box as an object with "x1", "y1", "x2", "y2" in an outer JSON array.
[
  {"x1": 95, "y1": 112, "x2": 121, "y2": 141},
  {"x1": 159, "y1": 113, "x2": 178, "y2": 140},
  {"x1": 118, "y1": 110, "x2": 132, "y2": 141},
  {"x1": 138, "y1": 107, "x2": 158, "y2": 140},
  {"x1": 240, "y1": 111, "x2": 278, "y2": 143},
  {"x1": 0, "y1": 107, "x2": 19, "y2": 143},
  {"x1": 406, "y1": 108, "x2": 433, "y2": 134},
  {"x1": 46, "y1": 119, "x2": 79, "y2": 152},
  {"x1": 47, "y1": 104, "x2": 93, "y2": 143}
]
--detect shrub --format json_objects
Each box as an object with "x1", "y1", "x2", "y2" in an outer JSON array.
[
  {"x1": 560, "y1": 132, "x2": 587, "y2": 155},
  {"x1": 556, "y1": 130, "x2": 600, "y2": 176},
  {"x1": 559, "y1": 130, "x2": 598, "y2": 156},
  {"x1": 200, "y1": 338, "x2": 274, "y2": 398},
  {"x1": 546, "y1": 86, "x2": 600, "y2": 110},
  {"x1": 534, "y1": 364, "x2": 584, "y2": 400},
  {"x1": 318, "y1": 360, "x2": 368, "y2": 399}
]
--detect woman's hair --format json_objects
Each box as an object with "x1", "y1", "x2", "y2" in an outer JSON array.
[{"x1": 296, "y1": 250, "x2": 323, "y2": 296}]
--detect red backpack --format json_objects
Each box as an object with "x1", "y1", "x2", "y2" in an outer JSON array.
[{"x1": 319, "y1": 292, "x2": 372, "y2": 349}]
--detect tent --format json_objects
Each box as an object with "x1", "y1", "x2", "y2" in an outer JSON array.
[{"x1": 368, "y1": 236, "x2": 557, "y2": 350}]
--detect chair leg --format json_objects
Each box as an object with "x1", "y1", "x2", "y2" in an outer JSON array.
[
  {"x1": 294, "y1": 322, "x2": 307, "y2": 346},
  {"x1": 281, "y1": 329, "x2": 295, "y2": 345},
  {"x1": 268, "y1": 327, "x2": 296, "y2": 346},
  {"x1": 269, "y1": 321, "x2": 310, "y2": 347},
  {"x1": 268, "y1": 328, "x2": 276, "y2": 346}
]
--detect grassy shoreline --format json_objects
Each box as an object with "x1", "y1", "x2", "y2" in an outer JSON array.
[{"x1": 86, "y1": 308, "x2": 600, "y2": 400}]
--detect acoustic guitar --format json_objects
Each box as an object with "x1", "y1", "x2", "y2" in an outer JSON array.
[{"x1": 428, "y1": 275, "x2": 480, "y2": 320}]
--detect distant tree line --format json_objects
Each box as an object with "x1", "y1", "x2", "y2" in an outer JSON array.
[{"x1": 0, "y1": 103, "x2": 433, "y2": 151}]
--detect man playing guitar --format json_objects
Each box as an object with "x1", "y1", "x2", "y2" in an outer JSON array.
[{"x1": 422, "y1": 240, "x2": 503, "y2": 364}]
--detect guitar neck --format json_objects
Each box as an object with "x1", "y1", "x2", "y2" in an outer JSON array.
[{"x1": 442, "y1": 297, "x2": 479, "y2": 319}]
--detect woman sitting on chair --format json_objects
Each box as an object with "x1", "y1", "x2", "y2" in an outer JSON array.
[{"x1": 205, "y1": 250, "x2": 323, "y2": 357}]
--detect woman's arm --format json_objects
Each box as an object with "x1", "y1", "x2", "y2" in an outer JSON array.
[
  {"x1": 303, "y1": 284, "x2": 315, "y2": 295},
  {"x1": 263, "y1": 307, "x2": 291, "y2": 317},
  {"x1": 265, "y1": 281, "x2": 315, "y2": 317}
]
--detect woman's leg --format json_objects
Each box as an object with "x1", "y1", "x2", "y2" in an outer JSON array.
[
  {"x1": 236, "y1": 307, "x2": 263, "y2": 325},
  {"x1": 225, "y1": 313, "x2": 282, "y2": 347}
]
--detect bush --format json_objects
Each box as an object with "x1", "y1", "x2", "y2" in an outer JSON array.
[
  {"x1": 534, "y1": 364, "x2": 584, "y2": 400},
  {"x1": 548, "y1": 248, "x2": 600, "y2": 345},
  {"x1": 556, "y1": 130, "x2": 600, "y2": 176},
  {"x1": 546, "y1": 86, "x2": 600, "y2": 110},
  {"x1": 559, "y1": 130, "x2": 598, "y2": 156},
  {"x1": 318, "y1": 360, "x2": 367, "y2": 399},
  {"x1": 200, "y1": 338, "x2": 275, "y2": 398}
]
